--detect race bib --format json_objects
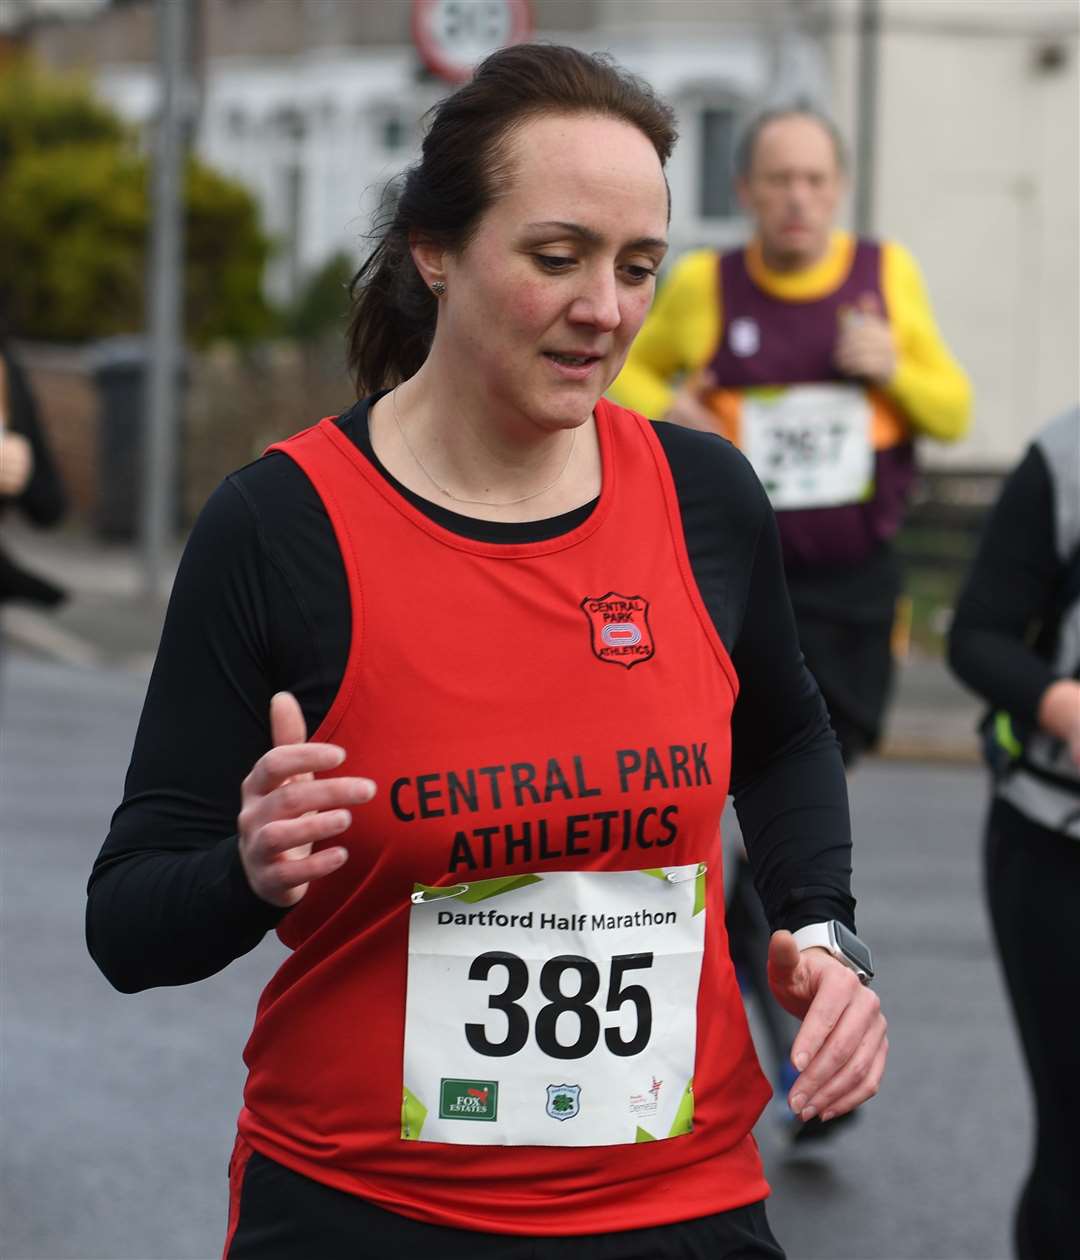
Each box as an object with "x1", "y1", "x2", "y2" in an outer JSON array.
[
  {"x1": 401, "y1": 865, "x2": 706, "y2": 1147},
  {"x1": 742, "y1": 383, "x2": 874, "y2": 510}
]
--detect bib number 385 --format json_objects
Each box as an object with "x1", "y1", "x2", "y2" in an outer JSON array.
[
  {"x1": 466, "y1": 950, "x2": 653, "y2": 1059},
  {"x1": 402, "y1": 866, "x2": 706, "y2": 1146}
]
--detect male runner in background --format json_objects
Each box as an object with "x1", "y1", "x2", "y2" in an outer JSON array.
[
  {"x1": 613, "y1": 105, "x2": 971, "y2": 763},
  {"x1": 611, "y1": 105, "x2": 971, "y2": 1140}
]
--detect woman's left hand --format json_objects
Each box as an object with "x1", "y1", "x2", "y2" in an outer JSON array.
[{"x1": 767, "y1": 929, "x2": 888, "y2": 1124}]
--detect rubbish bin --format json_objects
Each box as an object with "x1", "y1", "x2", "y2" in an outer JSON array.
[{"x1": 89, "y1": 336, "x2": 185, "y2": 541}]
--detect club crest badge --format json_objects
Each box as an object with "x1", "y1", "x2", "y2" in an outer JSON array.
[
  {"x1": 729, "y1": 316, "x2": 760, "y2": 358},
  {"x1": 580, "y1": 592, "x2": 655, "y2": 669},
  {"x1": 546, "y1": 1083, "x2": 581, "y2": 1121}
]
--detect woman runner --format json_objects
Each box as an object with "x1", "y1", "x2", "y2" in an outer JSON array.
[
  {"x1": 87, "y1": 45, "x2": 887, "y2": 1259},
  {"x1": 949, "y1": 406, "x2": 1080, "y2": 1260}
]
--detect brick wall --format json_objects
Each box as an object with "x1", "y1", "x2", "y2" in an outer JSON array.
[
  {"x1": 16, "y1": 338, "x2": 355, "y2": 536},
  {"x1": 13, "y1": 343, "x2": 99, "y2": 520},
  {"x1": 182, "y1": 339, "x2": 354, "y2": 520}
]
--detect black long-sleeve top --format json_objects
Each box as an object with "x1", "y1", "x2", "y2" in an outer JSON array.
[
  {"x1": 948, "y1": 443, "x2": 1063, "y2": 723},
  {"x1": 87, "y1": 398, "x2": 855, "y2": 993}
]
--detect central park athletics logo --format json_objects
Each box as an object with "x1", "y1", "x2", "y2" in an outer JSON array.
[
  {"x1": 580, "y1": 593, "x2": 655, "y2": 669},
  {"x1": 439, "y1": 1078, "x2": 499, "y2": 1121}
]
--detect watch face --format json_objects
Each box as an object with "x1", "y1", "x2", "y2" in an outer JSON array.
[{"x1": 833, "y1": 921, "x2": 874, "y2": 978}]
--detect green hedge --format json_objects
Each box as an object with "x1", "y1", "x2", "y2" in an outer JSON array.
[{"x1": 0, "y1": 59, "x2": 275, "y2": 344}]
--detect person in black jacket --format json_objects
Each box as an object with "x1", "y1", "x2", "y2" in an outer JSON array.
[
  {"x1": 948, "y1": 406, "x2": 1080, "y2": 1260},
  {"x1": 0, "y1": 340, "x2": 68, "y2": 611}
]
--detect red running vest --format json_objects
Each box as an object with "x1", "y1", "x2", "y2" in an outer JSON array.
[{"x1": 236, "y1": 398, "x2": 771, "y2": 1235}]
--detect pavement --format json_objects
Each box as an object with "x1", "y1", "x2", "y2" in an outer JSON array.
[{"x1": 1, "y1": 520, "x2": 985, "y2": 764}]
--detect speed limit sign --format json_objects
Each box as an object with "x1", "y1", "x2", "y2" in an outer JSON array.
[{"x1": 412, "y1": 0, "x2": 534, "y2": 84}]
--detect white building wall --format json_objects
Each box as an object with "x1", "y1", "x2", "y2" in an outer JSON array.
[
  {"x1": 192, "y1": 51, "x2": 443, "y2": 302},
  {"x1": 87, "y1": 0, "x2": 1077, "y2": 467},
  {"x1": 829, "y1": 0, "x2": 1079, "y2": 468},
  {"x1": 599, "y1": 28, "x2": 827, "y2": 257},
  {"x1": 92, "y1": 25, "x2": 820, "y2": 301}
]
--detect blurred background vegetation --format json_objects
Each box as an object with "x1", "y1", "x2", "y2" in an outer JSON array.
[
  {"x1": 0, "y1": 58, "x2": 351, "y2": 346},
  {"x1": 0, "y1": 56, "x2": 973, "y2": 645}
]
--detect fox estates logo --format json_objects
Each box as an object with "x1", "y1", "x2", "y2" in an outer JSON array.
[
  {"x1": 546, "y1": 1083, "x2": 581, "y2": 1121},
  {"x1": 439, "y1": 1077, "x2": 498, "y2": 1122},
  {"x1": 580, "y1": 593, "x2": 655, "y2": 669}
]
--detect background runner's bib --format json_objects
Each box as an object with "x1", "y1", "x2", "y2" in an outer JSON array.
[
  {"x1": 403, "y1": 866, "x2": 706, "y2": 1147},
  {"x1": 706, "y1": 238, "x2": 917, "y2": 567},
  {"x1": 742, "y1": 384, "x2": 873, "y2": 510}
]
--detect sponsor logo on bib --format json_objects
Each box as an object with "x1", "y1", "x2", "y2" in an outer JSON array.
[
  {"x1": 628, "y1": 1075, "x2": 663, "y2": 1118},
  {"x1": 439, "y1": 1077, "x2": 499, "y2": 1121},
  {"x1": 580, "y1": 593, "x2": 654, "y2": 669},
  {"x1": 546, "y1": 1083, "x2": 581, "y2": 1121}
]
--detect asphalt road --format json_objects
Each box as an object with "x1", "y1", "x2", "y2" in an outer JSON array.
[{"x1": 2, "y1": 653, "x2": 1029, "y2": 1260}]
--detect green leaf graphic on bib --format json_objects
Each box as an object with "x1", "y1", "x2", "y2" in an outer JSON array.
[
  {"x1": 744, "y1": 385, "x2": 787, "y2": 403},
  {"x1": 400, "y1": 1086, "x2": 428, "y2": 1140},
  {"x1": 668, "y1": 1080, "x2": 695, "y2": 1138},
  {"x1": 410, "y1": 883, "x2": 469, "y2": 902},
  {"x1": 635, "y1": 1125, "x2": 657, "y2": 1142},
  {"x1": 412, "y1": 874, "x2": 542, "y2": 905},
  {"x1": 458, "y1": 874, "x2": 543, "y2": 903},
  {"x1": 640, "y1": 864, "x2": 706, "y2": 905}
]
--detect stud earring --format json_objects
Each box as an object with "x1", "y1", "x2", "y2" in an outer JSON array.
[{"x1": 431, "y1": 280, "x2": 447, "y2": 297}]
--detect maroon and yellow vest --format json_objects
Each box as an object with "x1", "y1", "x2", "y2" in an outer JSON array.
[
  {"x1": 234, "y1": 400, "x2": 771, "y2": 1237},
  {"x1": 706, "y1": 239, "x2": 915, "y2": 570}
]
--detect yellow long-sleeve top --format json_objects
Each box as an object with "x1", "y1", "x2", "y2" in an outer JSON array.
[{"x1": 611, "y1": 231, "x2": 972, "y2": 443}]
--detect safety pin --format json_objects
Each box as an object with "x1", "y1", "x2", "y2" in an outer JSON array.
[
  {"x1": 665, "y1": 862, "x2": 707, "y2": 884},
  {"x1": 410, "y1": 883, "x2": 470, "y2": 905}
]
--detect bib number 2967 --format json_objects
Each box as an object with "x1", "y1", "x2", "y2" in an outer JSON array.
[{"x1": 466, "y1": 950, "x2": 653, "y2": 1060}]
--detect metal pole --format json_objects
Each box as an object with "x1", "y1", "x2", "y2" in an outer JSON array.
[
  {"x1": 142, "y1": 0, "x2": 188, "y2": 599},
  {"x1": 853, "y1": 0, "x2": 881, "y2": 236}
]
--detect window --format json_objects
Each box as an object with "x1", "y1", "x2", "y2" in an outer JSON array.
[
  {"x1": 274, "y1": 108, "x2": 306, "y2": 143},
  {"x1": 700, "y1": 108, "x2": 737, "y2": 219},
  {"x1": 382, "y1": 114, "x2": 406, "y2": 152}
]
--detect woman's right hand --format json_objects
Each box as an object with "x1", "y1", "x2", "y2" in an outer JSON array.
[{"x1": 238, "y1": 691, "x2": 376, "y2": 907}]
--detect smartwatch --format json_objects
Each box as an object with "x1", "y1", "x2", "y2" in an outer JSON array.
[{"x1": 791, "y1": 921, "x2": 874, "y2": 984}]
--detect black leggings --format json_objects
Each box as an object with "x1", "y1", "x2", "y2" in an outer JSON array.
[
  {"x1": 985, "y1": 796, "x2": 1080, "y2": 1259},
  {"x1": 225, "y1": 1149, "x2": 786, "y2": 1260}
]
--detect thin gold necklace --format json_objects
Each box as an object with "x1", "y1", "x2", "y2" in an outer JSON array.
[{"x1": 391, "y1": 387, "x2": 578, "y2": 508}]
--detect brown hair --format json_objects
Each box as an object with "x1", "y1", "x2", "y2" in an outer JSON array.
[{"x1": 346, "y1": 43, "x2": 677, "y2": 394}]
